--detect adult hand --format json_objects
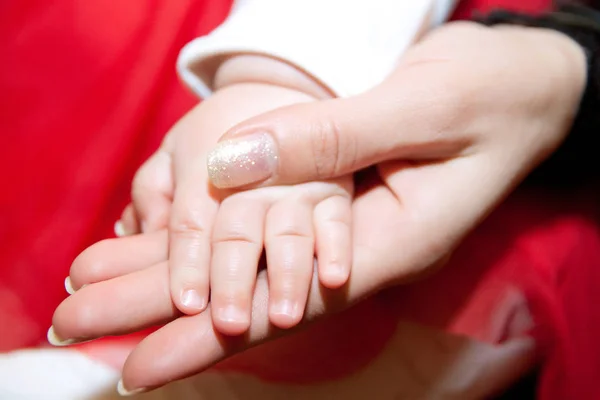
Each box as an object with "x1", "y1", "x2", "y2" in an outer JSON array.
[{"x1": 52, "y1": 21, "x2": 586, "y2": 393}]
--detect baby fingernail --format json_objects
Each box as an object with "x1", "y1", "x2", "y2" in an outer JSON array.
[
  {"x1": 327, "y1": 262, "x2": 349, "y2": 282},
  {"x1": 64, "y1": 277, "x2": 75, "y2": 295},
  {"x1": 332, "y1": 262, "x2": 347, "y2": 276},
  {"x1": 270, "y1": 300, "x2": 299, "y2": 318},
  {"x1": 180, "y1": 289, "x2": 206, "y2": 311},
  {"x1": 207, "y1": 133, "x2": 278, "y2": 189},
  {"x1": 47, "y1": 326, "x2": 78, "y2": 347},
  {"x1": 117, "y1": 379, "x2": 147, "y2": 396},
  {"x1": 219, "y1": 305, "x2": 247, "y2": 323}
]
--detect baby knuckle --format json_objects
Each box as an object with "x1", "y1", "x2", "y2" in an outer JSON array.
[
  {"x1": 169, "y1": 213, "x2": 208, "y2": 238},
  {"x1": 270, "y1": 223, "x2": 313, "y2": 240},
  {"x1": 323, "y1": 214, "x2": 351, "y2": 229},
  {"x1": 212, "y1": 228, "x2": 258, "y2": 246}
]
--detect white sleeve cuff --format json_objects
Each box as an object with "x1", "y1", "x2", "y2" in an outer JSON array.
[{"x1": 177, "y1": 0, "x2": 458, "y2": 99}]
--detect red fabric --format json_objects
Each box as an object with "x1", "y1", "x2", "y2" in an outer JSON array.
[
  {"x1": 452, "y1": 0, "x2": 552, "y2": 18},
  {"x1": 0, "y1": 0, "x2": 233, "y2": 348},
  {"x1": 1, "y1": 1, "x2": 599, "y2": 399}
]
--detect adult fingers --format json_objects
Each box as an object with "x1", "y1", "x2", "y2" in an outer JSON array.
[
  {"x1": 51, "y1": 262, "x2": 177, "y2": 345},
  {"x1": 54, "y1": 175, "x2": 473, "y2": 392},
  {"x1": 68, "y1": 230, "x2": 168, "y2": 291}
]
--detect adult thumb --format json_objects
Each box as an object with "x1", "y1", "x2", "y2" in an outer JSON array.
[{"x1": 206, "y1": 75, "x2": 470, "y2": 189}]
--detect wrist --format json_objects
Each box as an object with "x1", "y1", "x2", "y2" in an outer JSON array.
[
  {"x1": 495, "y1": 24, "x2": 587, "y2": 148},
  {"x1": 476, "y1": 10, "x2": 591, "y2": 148},
  {"x1": 498, "y1": 25, "x2": 587, "y2": 93},
  {"x1": 213, "y1": 55, "x2": 333, "y2": 101}
]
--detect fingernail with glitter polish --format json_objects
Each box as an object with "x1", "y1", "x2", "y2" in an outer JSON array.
[{"x1": 207, "y1": 133, "x2": 278, "y2": 189}]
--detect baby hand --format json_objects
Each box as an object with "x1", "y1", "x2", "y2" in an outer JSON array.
[
  {"x1": 208, "y1": 176, "x2": 353, "y2": 335},
  {"x1": 101, "y1": 55, "x2": 345, "y2": 333}
]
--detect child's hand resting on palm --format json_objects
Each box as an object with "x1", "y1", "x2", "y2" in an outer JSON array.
[{"x1": 80, "y1": 56, "x2": 354, "y2": 336}]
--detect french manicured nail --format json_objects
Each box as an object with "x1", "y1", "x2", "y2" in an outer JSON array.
[
  {"x1": 207, "y1": 133, "x2": 278, "y2": 189},
  {"x1": 47, "y1": 326, "x2": 79, "y2": 346},
  {"x1": 180, "y1": 289, "x2": 206, "y2": 311},
  {"x1": 64, "y1": 277, "x2": 75, "y2": 295},
  {"x1": 114, "y1": 220, "x2": 127, "y2": 237},
  {"x1": 117, "y1": 379, "x2": 147, "y2": 396}
]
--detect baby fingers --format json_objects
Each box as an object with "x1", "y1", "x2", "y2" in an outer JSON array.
[
  {"x1": 314, "y1": 195, "x2": 353, "y2": 289},
  {"x1": 265, "y1": 198, "x2": 315, "y2": 329},
  {"x1": 210, "y1": 196, "x2": 268, "y2": 336}
]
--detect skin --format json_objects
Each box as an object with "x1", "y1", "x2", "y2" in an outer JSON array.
[
  {"x1": 53, "y1": 22, "x2": 586, "y2": 394},
  {"x1": 123, "y1": 79, "x2": 355, "y2": 335}
]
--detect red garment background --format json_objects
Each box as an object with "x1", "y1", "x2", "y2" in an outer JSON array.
[{"x1": 1, "y1": 0, "x2": 598, "y2": 399}]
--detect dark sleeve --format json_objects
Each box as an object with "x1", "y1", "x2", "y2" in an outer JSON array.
[{"x1": 475, "y1": 4, "x2": 600, "y2": 189}]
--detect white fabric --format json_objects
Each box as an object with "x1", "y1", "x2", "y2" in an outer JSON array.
[
  {"x1": 0, "y1": 349, "x2": 119, "y2": 400},
  {"x1": 177, "y1": 0, "x2": 458, "y2": 98}
]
